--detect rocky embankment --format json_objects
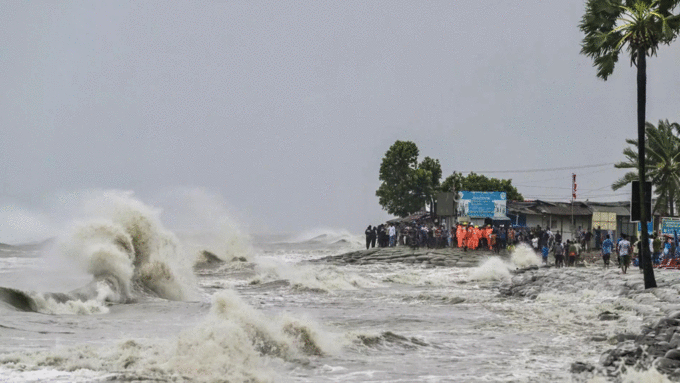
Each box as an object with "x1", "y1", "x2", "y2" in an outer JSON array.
[
  {"x1": 500, "y1": 266, "x2": 680, "y2": 380},
  {"x1": 311, "y1": 247, "x2": 508, "y2": 267}
]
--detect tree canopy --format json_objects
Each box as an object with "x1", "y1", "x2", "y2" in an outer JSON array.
[
  {"x1": 579, "y1": 0, "x2": 680, "y2": 80},
  {"x1": 375, "y1": 141, "x2": 442, "y2": 217},
  {"x1": 376, "y1": 141, "x2": 523, "y2": 217},
  {"x1": 441, "y1": 172, "x2": 524, "y2": 201},
  {"x1": 612, "y1": 119, "x2": 680, "y2": 216}
]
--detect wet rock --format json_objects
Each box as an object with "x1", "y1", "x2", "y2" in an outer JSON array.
[
  {"x1": 570, "y1": 362, "x2": 595, "y2": 373},
  {"x1": 670, "y1": 333, "x2": 680, "y2": 348},
  {"x1": 656, "y1": 357, "x2": 680, "y2": 371},
  {"x1": 666, "y1": 349, "x2": 680, "y2": 360},
  {"x1": 598, "y1": 311, "x2": 620, "y2": 321}
]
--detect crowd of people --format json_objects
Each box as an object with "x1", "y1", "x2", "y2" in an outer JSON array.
[
  {"x1": 364, "y1": 222, "x2": 680, "y2": 273},
  {"x1": 599, "y1": 231, "x2": 680, "y2": 274},
  {"x1": 365, "y1": 222, "x2": 568, "y2": 254}
]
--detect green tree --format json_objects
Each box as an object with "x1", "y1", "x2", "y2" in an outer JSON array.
[
  {"x1": 375, "y1": 141, "x2": 442, "y2": 217},
  {"x1": 418, "y1": 157, "x2": 443, "y2": 210},
  {"x1": 580, "y1": 0, "x2": 680, "y2": 288},
  {"x1": 612, "y1": 120, "x2": 680, "y2": 216},
  {"x1": 441, "y1": 172, "x2": 524, "y2": 201}
]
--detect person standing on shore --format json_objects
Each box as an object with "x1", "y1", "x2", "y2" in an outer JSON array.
[
  {"x1": 652, "y1": 234, "x2": 662, "y2": 265},
  {"x1": 466, "y1": 225, "x2": 476, "y2": 250},
  {"x1": 601, "y1": 235, "x2": 613, "y2": 269},
  {"x1": 371, "y1": 226, "x2": 377, "y2": 248},
  {"x1": 388, "y1": 224, "x2": 396, "y2": 247},
  {"x1": 553, "y1": 241, "x2": 564, "y2": 268},
  {"x1": 365, "y1": 225, "x2": 372, "y2": 250},
  {"x1": 618, "y1": 234, "x2": 631, "y2": 274},
  {"x1": 456, "y1": 224, "x2": 464, "y2": 248},
  {"x1": 567, "y1": 240, "x2": 578, "y2": 267},
  {"x1": 616, "y1": 235, "x2": 623, "y2": 267}
]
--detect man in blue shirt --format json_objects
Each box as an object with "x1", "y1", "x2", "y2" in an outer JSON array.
[{"x1": 601, "y1": 235, "x2": 614, "y2": 269}]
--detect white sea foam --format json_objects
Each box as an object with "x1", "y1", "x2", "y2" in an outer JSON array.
[
  {"x1": 587, "y1": 367, "x2": 672, "y2": 382},
  {"x1": 0, "y1": 291, "x2": 340, "y2": 382},
  {"x1": 469, "y1": 244, "x2": 540, "y2": 282},
  {"x1": 469, "y1": 257, "x2": 512, "y2": 281},
  {"x1": 253, "y1": 257, "x2": 378, "y2": 291}
]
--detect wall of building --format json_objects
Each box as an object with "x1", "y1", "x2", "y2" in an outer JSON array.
[{"x1": 520, "y1": 214, "x2": 592, "y2": 241}]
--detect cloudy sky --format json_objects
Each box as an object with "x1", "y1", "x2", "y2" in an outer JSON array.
[{"x1": 1, "y1": 1, "x2": 679, "y2": 243}]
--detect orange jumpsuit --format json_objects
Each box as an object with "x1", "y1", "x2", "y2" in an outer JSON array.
[
  {"x1": 468, "y1": 227, "x2": 479, "y2": 250},
  {"x1": 486, "y1": 227, "x2": 494, "y2": 249},
  {"x1": 466, "y1": 227, "x2": 475, "y2": 249},
  {"x1": 457, "y1": 225, "x2": 465, "y2": 248}
]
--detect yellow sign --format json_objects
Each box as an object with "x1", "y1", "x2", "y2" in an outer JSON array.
[{"x1": 592, "y1": 212, "x2": 617, "y2": 231}]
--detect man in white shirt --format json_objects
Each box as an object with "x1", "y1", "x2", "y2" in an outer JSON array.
[
  {"x1": 618, "y1": 234, "x2": 632, "y2": 274},
  {"x1": 388, "y1": 225, "x2": 396, "y2": 247}
]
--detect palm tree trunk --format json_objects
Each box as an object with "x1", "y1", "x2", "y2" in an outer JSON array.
[
  {"x1": 670, "y1": 192, "x2": 675, "y2": 217},
  {"x1": 638, "y1": 49, "x2": 656, "y2": 289}
]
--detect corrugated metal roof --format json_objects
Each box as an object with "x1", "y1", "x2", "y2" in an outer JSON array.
[{"x1": 507, "y1": 200, "x2": 596, "y2": 216}]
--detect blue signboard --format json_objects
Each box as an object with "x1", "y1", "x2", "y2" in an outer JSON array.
[
  {"x1": 458, "y1": 191, "x2": 507, "y2": 218},
  {"x1": 661, "y1": 218, "x2": 680, "y2": 235},
  {"x1": 637, "y1": 221, "x2": 654, "y2": 234}
]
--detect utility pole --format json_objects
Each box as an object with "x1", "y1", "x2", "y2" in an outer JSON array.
[
  {"x1": 451, "y1": 171, "x2": 457, "y2": 228},
  {"x1": 571, "y1": 173, "x2": 577, "y2": 226}
]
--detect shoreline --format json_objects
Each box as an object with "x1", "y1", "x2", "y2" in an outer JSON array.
[
  {"x1": 312, "y1": 246, "x2": 511, "y2": 267},
  {"x1": 500, "y1": 264, "x2": 680, "y2": 380}
]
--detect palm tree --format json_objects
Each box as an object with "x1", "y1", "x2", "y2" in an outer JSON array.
[
  {"x1": 580, "y1": 0, "x2": 680, "y2": 288},
  {"x1": 612, "y1": 120, "x2": 680, "y2": 216}
]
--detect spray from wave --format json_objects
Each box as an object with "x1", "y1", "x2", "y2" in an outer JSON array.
[
  {"x1": 285, "y1": 228, "x2": 363, "y2": 248},
  {"x1": 510, "y1": 243, "x2": 542, "y2": 268},
  {"x1": 56, "y1": 191, "x2": 197, "y2": 303},
  {"x1": 470, "y1": 244, "x2": 541, "y2": 282},
  {"x1": 151, "y1": 188, "x2": 256, "y2": 266}
]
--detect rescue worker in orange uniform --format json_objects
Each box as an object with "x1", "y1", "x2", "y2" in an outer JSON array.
[
  {"x1": 457, "y1": 224, "x2": 465, "y2": 248},
  {"x1": 467, "y1": 225, "x2": 478, "y2": 250},
  {"x1": 465, "y1": 225, "x2": 475, "y2": 250},
  {"x1": 486, "y1": 225, "x2": 494, "y2": 250}
]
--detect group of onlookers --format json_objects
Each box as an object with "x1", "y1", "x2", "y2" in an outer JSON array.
[
  {"x1": 364, "y1": 224, "x2": 397, "y2": 249},
  {"x1": 600, "y1": 231, "x2": 680, "y2": 273},
  {"x1": 364, "y1": 222, "x2": 680, "y2": 274},
  {"x1": 364, "y1": 222, "x2": 561, "y2": 252}
]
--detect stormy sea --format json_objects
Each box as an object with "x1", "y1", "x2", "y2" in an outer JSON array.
[{"x1": 0, "y1": 192, "x2": 677, "y2": 382}]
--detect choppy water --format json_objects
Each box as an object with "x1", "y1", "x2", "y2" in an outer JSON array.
[{"x1": 0, "y1": 192, "x2": 673, "y2": 382}]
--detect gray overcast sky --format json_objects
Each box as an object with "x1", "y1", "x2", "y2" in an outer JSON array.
[{"x1": 1, "y1": 1, "x2": 679, "y2": 243}]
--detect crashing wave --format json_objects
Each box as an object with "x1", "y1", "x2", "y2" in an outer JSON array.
[
  {"x1": 0, "y1": 191, "x2": 197, "y2": 314},
  {"x1": 469, "y1": 244, "x2": 541, "y2": 282},
  {"x1": 0, "y1": 291, "x2": 341, "y2": 382}
]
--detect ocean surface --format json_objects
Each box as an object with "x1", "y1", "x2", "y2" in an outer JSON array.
[{"x1": 0, "y1": 193, "x2": 671, "y2": 382}]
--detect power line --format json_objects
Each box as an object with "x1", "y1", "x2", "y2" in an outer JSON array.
[
  {"x1": 523, "y1": 192, "x2": 629, "y2": 198},
  {"x1": 509, "y1": 167, "x2": 616, "y2": 184},
  {"x1": 456, "y1": 163, "x2": 615, "y2": 174}
]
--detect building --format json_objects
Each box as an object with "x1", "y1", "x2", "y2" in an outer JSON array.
[{"x1": 506, "y1": 200, "x2": 642, "y2": 241}]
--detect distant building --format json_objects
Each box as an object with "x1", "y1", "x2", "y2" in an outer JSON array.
[{"x1": 506, "y1": 200, "x2": 649, "y2": 241}]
